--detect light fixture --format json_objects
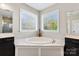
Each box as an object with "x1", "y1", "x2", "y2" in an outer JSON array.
[
  {"x1": 0, "y1": 3, "x2": 9, "y2": 10},
  {"x1": 1, "y1": 3, "x2": 5, "y2": 8}
]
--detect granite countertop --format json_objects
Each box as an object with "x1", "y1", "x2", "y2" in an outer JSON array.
[{"x1": 15, "y1": 38, "x2": 65, "y2": 47}]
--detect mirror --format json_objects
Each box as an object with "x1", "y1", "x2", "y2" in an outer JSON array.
[
  {"x1": 0, "y1": 9, "x2": 13, "y2": 33},
  {"x1": 67, "y1": 11, "x2": 79, "y2": 35}
]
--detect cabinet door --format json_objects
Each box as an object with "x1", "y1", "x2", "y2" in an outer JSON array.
[
  {"x1": 16, "y1": 47, "x2": 38, "y2": 56},
  {"x1": 41, "y1": 47, "x2": 64, "y2": 56}
]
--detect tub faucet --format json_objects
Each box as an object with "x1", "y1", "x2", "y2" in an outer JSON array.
[{"x1": 38, "y1": 29, "x2": 42, "y2": 37}]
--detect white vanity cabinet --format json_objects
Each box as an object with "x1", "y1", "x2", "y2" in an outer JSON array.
[
  {"x1": 15, "y1": 46, "x2": 64, "y2": 56},
  {"x1": 41, "y1": 47, "x2": 63, "y2": 56},
  {"x1": 15, "y1": 47, "x2": 38, "y2": 56}
]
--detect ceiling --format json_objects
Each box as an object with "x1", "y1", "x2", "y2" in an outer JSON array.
[{"x1": 26, "y1": 3, "x2": 55, "y2": 11}]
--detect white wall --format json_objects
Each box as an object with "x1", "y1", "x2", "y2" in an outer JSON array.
[
  {"x1": 0, "y1": 3, "x2": 39, "y2": 39},
  {"x1": 0, "y1": 3, "x2": 79, "y2": 40},
  {"x1": 41, "y1": 3, "x2": 79, "y2": 40}
]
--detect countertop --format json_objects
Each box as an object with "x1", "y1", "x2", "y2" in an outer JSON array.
[
  {"x1": 65, "y1": 35, "x2": 79, "y2": 40},
  {"x1": 15, "y1": 35, "x2": 79, "y2": 47},
  {"x1": 15, "y1": 38, "x2": 65, "y2": 47},
  {"x1": 0, "y1": 33, "x2": 79, "y2": 47},
  {"x1": 0, "y1": 33, "x2": 14, "y2": 38}
]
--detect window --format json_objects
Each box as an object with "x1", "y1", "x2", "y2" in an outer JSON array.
[
  {"x1": 20, "y1": 9, "x2": 38, "y2": 32},
  {"x1": 41, "y1": 9, "x2": 59, "y2": 32}
]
